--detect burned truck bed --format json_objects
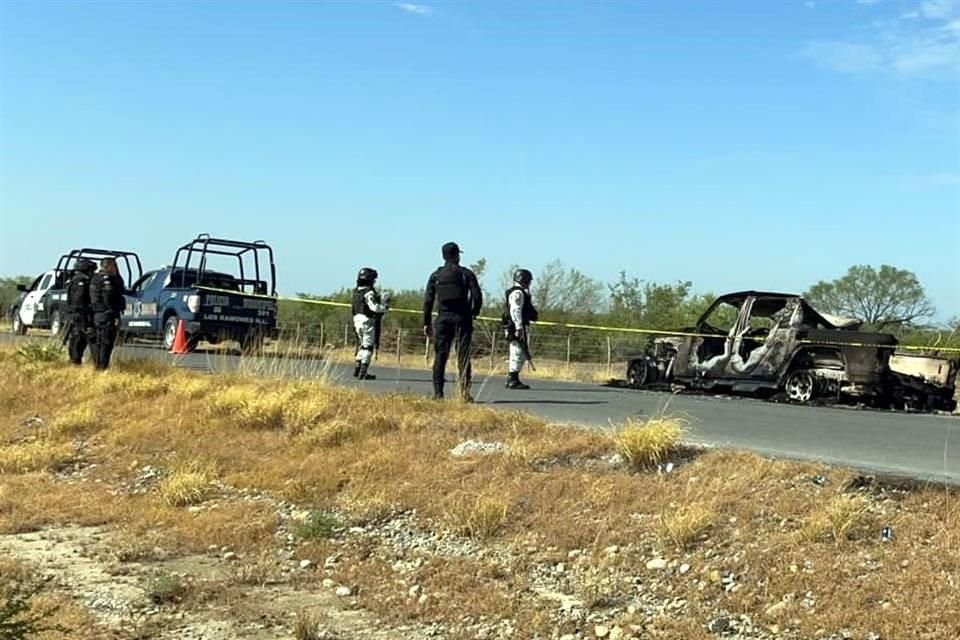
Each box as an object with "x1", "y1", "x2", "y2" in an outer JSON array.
[{"x1": 624, "y1": 291, "x2": 957, "y2": 413}]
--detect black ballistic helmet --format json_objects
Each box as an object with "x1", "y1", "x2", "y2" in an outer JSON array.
[
  {"x1": 513, "y1": 268, "x2": 533, "y2": 287},
  {"x1": 76, "y1": 260, "x2": 97, "y2": 275},
  {"x1": 357, "y1": 267, "x2": 378, "y2": 284},
  {"x1": 441, "y1": 242, "x2": 462, "y2": 260}
]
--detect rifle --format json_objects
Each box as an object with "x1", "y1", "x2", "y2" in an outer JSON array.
[
  {"x1": 372, "y1": 313, "x2": 383, "y2": 361},
  {"x1": 518, "y1": 325, "x2": 536, "y2": 372},
  {"x1": 60, "y1": 318, "x2": 74, "y2": 349}
]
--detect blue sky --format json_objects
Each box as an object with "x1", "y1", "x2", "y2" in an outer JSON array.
[{"x1": 1, "y1": 0, "x2": 958, "y2": 320}]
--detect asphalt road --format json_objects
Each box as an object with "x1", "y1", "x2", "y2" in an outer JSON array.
[
  {"x1": 89, "y1": 343, "x2": 960, "y2": 484},
  {"x1": 7, "y1": 332, "x2": 958, "y2": 483}
]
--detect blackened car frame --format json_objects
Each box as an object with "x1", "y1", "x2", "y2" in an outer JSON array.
[{"x1": 624, "y1": 291, "x2": 957, "y2": 412}]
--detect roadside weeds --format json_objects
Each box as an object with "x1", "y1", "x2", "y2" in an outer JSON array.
[{"x1": 0, "y1": 348, "x2": 958, "y2": 639}]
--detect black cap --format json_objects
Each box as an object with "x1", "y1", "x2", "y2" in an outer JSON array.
[{"x1": 441, "y1": 242, "x2": 462, "y2": 259}]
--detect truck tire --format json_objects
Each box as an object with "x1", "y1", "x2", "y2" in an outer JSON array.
[
  {"x1": 163, "y1": 316, "x2": 195, "y2": 353},
  {"x1": 50, "y1": 311, "x2": 63, "y2": 338},
  {"x1": 627, "y1": 359, "x2": 649, "y2": 389},
  {"x1": 11, "y1": 310, "x2": 27, "y2": 336},
  {"x1": 784, "y1": 369, "x2": 817, "y2": 404}
]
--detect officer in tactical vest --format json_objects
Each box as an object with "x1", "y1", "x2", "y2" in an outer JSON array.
[
  {"x1": 89, "y1": 258, "x2": 127, "y2": 370},
  {"x1": 352, "y1": 267, "x2": 390, "y2": 380},
  {"x1": 503, "y1": 268, "x2": 539, "y2": 389},
  {"x1": 422, "y1": 242, "x2": 483, "y2": 401},
  {"x1": 64, "y1": 259, "x2": 97, "y2": 365}
]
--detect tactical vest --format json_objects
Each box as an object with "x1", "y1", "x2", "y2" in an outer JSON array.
[
  {"x1": 352, "y1": 286, "x2": 380, "y2": 316},
  {"x1": 435, "y1": 264, "x2": 466, "y2": 305},
  {"x1": 66, "y1": 273, "x2": 91, "y2": 314},
  {"x1": 505, "y1": 286, "x2": 538, "y2": 324},
  {"x1": 90, "y1": 273, "x2": 124, "y2": 315}
]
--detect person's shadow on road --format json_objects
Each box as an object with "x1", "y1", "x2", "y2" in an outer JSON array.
[{"x1": 480, "y1": 399, "x2": 607, "y2": 406}]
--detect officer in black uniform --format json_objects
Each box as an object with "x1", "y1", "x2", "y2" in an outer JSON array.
[
  {"x1": 503, "y1": 268, "x2": 538, "y2": 389},
  {"x1": 351, "y1": 267, "x2": 390, "y2": 380},
  {"x1": 64, "y1": 259, "x2": 97, "y2": 365},
  {"x1": 422, "y1": 242, "x2": 483, "y2": 401},
  {"x1": 89, "y1": 258, "x2": 126, "y2": 370}
]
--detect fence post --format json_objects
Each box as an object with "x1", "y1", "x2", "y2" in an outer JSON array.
[
  {"x1": 396, "y1": 328, "x2": 403, "y2": 363},
  {"x1": 490, "y1": 331, "x2": 497, "y2": 369},
  {"x1": 343, "y1": 323, "x2": 349, "y2": 348},
  {"x1": 296, "y1": 322, "x2": 302, "y2": 345},
  {"x1": 566, "y1": 333, "x2": 572, "y2": 366},
  {"x1": 319, "y1": 322, "x2": 325, "y2": 350},
  {"x1": 606, "y1": 336, "x2": 612, "y2": 376}
]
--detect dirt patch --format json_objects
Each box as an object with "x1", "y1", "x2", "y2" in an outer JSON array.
[{"x1": 0, "y1": 524, "x2": 433, "y2": 639}]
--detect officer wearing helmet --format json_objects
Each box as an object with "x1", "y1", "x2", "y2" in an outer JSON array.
[
  {"x1": 503, "y1": 268, "x2": 539, "y2": 389},
  {"x1": 64, "y1": 259, "x2": 97, "y2": 365},
  {"x1": 351, "y1": 267, "x2": 390, "y2": 380}
]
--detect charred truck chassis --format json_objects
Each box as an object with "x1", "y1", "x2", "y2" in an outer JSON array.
[{"x1": 625, "y1": 292, "x2": 957, "y2": 413}]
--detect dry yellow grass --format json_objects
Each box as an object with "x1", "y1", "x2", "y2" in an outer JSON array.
[
  {"x1": 51, "y1": 404, "x2": 99, "y2": 436},
  {"x1": 158, "y1": 460, "x2": 216, "y2": 506},
  {"x1": 293, "y1": 611, "x2": 326, "y2": 640},
  {"x1": 611, "y1": 414, "x2": 685, "y2": 469},
  {"x1": 445, "y1": 492, "x2": 510, "y2": 539},
  {"x1": 0, "y1": 441, "x2": 72, "y2": 474},
  {"x1": 658, "y1": 502, "x2": 715, "y2": 550},
  {"x1": 796, "y1": 492, "x2": 873, "y2": 544},
  {"x1": 1, "y1": 347, "x2": 958, "y2": 640}
]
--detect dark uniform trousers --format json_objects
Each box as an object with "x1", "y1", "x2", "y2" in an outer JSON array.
[
  {"x1": 67, "y1": 313, "x2": 93, "y2": 365},
  {"x1": 93, "y1": 312, "x2": 118, "y2": 370},
  {"x1": 433, "y1": 312, "x2": 473, "y2": 396}
]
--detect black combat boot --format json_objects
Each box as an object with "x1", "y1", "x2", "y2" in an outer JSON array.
[
  {"x1": 506, "y1": 372, "x2": 530, "y2": 390},
  {"x1": 357, "y1": 363, "x2": 376, "y2": 380},
  {"x1": 353, "y1": 362, "x2": 361, "y2": 378}
]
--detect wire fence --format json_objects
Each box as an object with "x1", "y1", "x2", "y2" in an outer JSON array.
[{"x1": 276, "y1": 313, "x2": 653, "y2": 379}]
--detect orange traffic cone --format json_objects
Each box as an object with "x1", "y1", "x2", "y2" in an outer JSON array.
[{"x1": 169, "y1": 319, "x2": 189, "y2": 355}]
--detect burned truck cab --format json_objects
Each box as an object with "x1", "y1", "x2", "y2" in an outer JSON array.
[{"x1": 625, "y1": 291, "x2": 954, "y2": 411}]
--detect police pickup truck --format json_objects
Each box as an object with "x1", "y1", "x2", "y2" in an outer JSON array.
[
  {"x1": 9, "y1": 249, "x2": 142, "y2": 337},
  {"x1": 120, "y1": 235, "x2": 278, "y2": 352}
]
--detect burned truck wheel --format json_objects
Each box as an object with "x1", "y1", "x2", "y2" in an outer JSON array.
[
  {"x1": 784, "y1": 369, "x2": 817, "y2": 404},
  {"x1": 627, "y1": 359, "x2": 650, "y2": 389}
]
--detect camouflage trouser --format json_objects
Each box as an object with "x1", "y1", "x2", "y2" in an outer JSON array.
[
  {"x1": 353, "y1": 314, "x2": 376, "y2": 365},
  {"x1": 508, "y1": 339, "x2": 527, "y2": 374}
]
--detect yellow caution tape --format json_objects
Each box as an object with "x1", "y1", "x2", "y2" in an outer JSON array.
[{"x1": 195, "y1": 286, "x2": 960, "y2": 355}]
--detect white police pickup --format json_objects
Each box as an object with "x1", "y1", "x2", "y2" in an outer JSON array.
[{"x1": 9, "y1": 249, "x2": 142, "y2": 337}]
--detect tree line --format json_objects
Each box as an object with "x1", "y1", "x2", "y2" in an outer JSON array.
[
  {"x1": 278, "y1": 260, "x2": 958, "y2": 353},
  {"x1": 3, "y1": 264, "x2": 957, "y2": 352}
]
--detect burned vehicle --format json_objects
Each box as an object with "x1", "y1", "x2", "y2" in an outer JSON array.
[{"x1": 625, "y1": 291, "x2": 957, "y2": 412}]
